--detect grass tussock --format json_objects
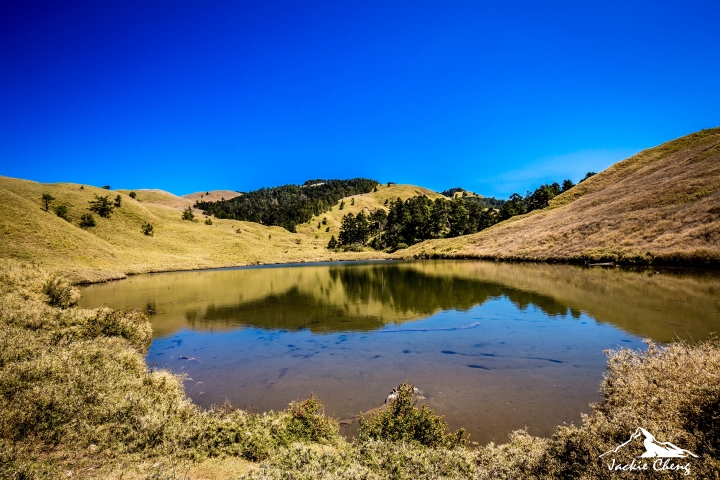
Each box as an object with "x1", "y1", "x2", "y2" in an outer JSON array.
[{"x1": 2, "y1": 263, "x2": 720, "y2": 478}]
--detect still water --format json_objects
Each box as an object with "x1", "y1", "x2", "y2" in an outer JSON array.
[{"x1": 79, "y1": 260, "x2": 720, "y2": 445}]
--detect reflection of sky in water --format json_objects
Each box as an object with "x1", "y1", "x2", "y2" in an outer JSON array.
[
  {"x1": 80, "y1": 261, "x2": 720, "y2": 445},
  {"x1": 147, "y1": 297, "x2": 644, "y2": 445}
]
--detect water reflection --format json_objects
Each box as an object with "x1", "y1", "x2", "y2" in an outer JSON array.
[
  {"x1": 78, "y1": 261, "x2": 720, "y2": 445},
  {"x1": 80, "y1": 261, "x2": 720, "y2": 342}
]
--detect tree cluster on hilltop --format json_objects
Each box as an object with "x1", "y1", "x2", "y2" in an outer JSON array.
[
  {"x1": 336, "y1": 178, "x2": 579, "y2": 250},
  {"x1": 195, "y1": 178, "x2": 379, "y2": 232},
  {"x1": 439, "y1": 187, "x2": 505, "y2": 209}
]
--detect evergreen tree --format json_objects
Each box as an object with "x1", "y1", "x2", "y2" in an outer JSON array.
[
  {"x1": 327, "y1": 235, "x2": 338, "y2": 249},
  {"x1": 429, "y1": 199, "x2": 448, "y2": 238},
  {"x1": 561, "y1": 179, "x2": 575, "y2": 192},
  {"x1": 339, "y1": 199, "x2": 345, "y2": 210},
  {"x1": 181, "y1": 206, "x2": 195, "y2": 221},
  {"x1": 499, "y1": 193, "x2": 526, "y2": 220},
  {"x1": 354, "y1": 211, "x2": 370, "y2": 245},
  {"x1": 338, "y1": 213, "x2": 356, "y2": 246},
  {"x1": 579, "y1": 172, "x2": 597, "y2": 183},
  {"x1": 41, "y1": 193, "x2": 55, "y2": 212},
  {"x1": 447, "y1": 198, "x2": 469, "y2": 237},
  {"x1": 114, "y1": 195, "x2": 122, "y2": 208},
  {"x1": 88, "y1": 195, "x2": 114, "y2": 218}
]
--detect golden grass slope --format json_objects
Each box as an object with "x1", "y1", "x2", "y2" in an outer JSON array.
[
  {"x1": 3, "y1": 178, "x2": 439, "y2": 283},
  {"x1": 397, "y1": 127, "x2": 720, "y2": 265}
]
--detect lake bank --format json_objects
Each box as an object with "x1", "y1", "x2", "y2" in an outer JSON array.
[{"x1": 3, "y1": 260, "x2": 720, "y2": 478}]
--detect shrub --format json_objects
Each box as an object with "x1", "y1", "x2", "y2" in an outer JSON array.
[
  {"x1": 286, "y1": 395, "x2": 338, "y2": 442},
  {"x1": 88, "y1": 195, "x2": 114, "y2": 218},
  {"x1": 102, "y1": 185, "x2": 111, "y2": 189},
  {"x1": 181, "y1": 206, "x2": 195, "y2": 222},
  {"x1": 358, "y1": 382, "x2": 468, "y2": 448},
  {"x1": 395, "y1": 242, "x2": 409, "y2": 250},
  {"x1": 129, "y1": 191, "x2": 137, "y2": 199},
  {"x1": 114, "y1": 195, "x2": 122, "y2": 208},
  {"x1": 141, "y1": 222, "x2": 154, "y2": 236},
  {"x1": 204, "y1": 217, "x2": 213, "y2": 225},
  {"x1": 351, "y1": 198, "x2": 355, "y2": 206},
  {"x1": 42, "y1": 273, "x2": 80, "y2": 308},
  {"x1": 54, "y1": 205, "x2": 70, "y2": 222},
  {"x1": 339, "y1": 200, "x2": 345, "y2": 210},
  {"x1": 325, "y1": 227, "x2": 330, "y2": 232},
  {"x1": 79, "y1": 213, "x2": 95, "y2": 227}
]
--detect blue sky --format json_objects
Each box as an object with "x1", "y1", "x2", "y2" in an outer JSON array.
[{"x1": 1, "y1": 1, "x2": 718, "y2": 198}]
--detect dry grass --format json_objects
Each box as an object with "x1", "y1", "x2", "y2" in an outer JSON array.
[
  {"x1": 397, "y1": 127, "x2": 720, "y2": 266},
  {"x1": 0, "y1": 177, "x2": 432, "y2": 283}
]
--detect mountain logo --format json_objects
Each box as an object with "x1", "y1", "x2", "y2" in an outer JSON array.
[{"x1": 600, "y1": 427, "x2": 698, "y2": 459}]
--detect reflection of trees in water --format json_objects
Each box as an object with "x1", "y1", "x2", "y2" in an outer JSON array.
[
  {"x1": 330, "y1": 265, "x2": 575, "y2": 319},
  {"x1": 183, "y1": 265, "x2": 581, "y2": 333}
]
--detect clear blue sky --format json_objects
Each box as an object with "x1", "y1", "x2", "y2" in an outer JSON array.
[{"x1": 1, "y1": 1, "x2": 718, "y2": 198}]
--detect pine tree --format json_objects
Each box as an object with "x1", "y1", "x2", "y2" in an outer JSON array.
[
  {"x1": 327, "y1": 235, "x2": 338, "y2": 249},
  {"x1": 88, "y1": 195, "x2": 114, "y2": 218},
  {"x1": 181, "y1": 206, "x2": 195, "y2": 221},
  {"x1": 114, "y1": 195, "x2": 122, "y2": 208},
  {"x1": 41, "y1": 193, "x2": 55, "y2": 212}
]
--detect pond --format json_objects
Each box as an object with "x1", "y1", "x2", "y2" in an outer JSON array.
[{"x1": 78, "y1": 260, "x2": 720, "y2": 445}]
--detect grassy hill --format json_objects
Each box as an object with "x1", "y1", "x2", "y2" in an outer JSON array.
[
  {"x1": 0, "y1": 178, "x2": 439, "y2": 283},
  {"x1": 395, "y1": 127, "x2": 720, "y2": 266}
]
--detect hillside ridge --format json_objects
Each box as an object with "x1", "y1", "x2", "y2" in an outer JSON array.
[{"x1": 394, "y1": 127, "x2": 720, "y2": 266}]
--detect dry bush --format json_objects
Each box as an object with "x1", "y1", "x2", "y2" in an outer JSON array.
[{"x1": 42, "y1": 272, "x2": 80, "y2": 308}]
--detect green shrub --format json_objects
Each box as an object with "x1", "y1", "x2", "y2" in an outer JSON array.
[
  {"x1": 205, "y1": 217, "x2": 213, "y2": 225},
  {"x1": 114, "y1": 195, "x2": 122, "y2": 208},
  {"x1": 54, "y1": 204, "x2": 70, "y2": 222},
  {"x1": 358, "y1": 382, "x2": 468, "y2": 448},
  {"x1": 129, "y1": 191, "x2": 137, "y2": 199},
  {"x1": 79, "y1": 213, "x2": 96, "y2": 228}
]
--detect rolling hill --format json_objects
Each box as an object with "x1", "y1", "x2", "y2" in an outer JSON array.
[
  {"x1": 395, "y1": 127, "x2": 720, "y2": 266},
  {"x1": 1, "y1": 127, "x2": 719, "y2": 284},
  {"x1": 0, "y1": 178, "x2": 436, "y2": 283}
]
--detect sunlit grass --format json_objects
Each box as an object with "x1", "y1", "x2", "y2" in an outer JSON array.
[{"x1": 397, "y1": 127, "x2": 720, "y2": 266}]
